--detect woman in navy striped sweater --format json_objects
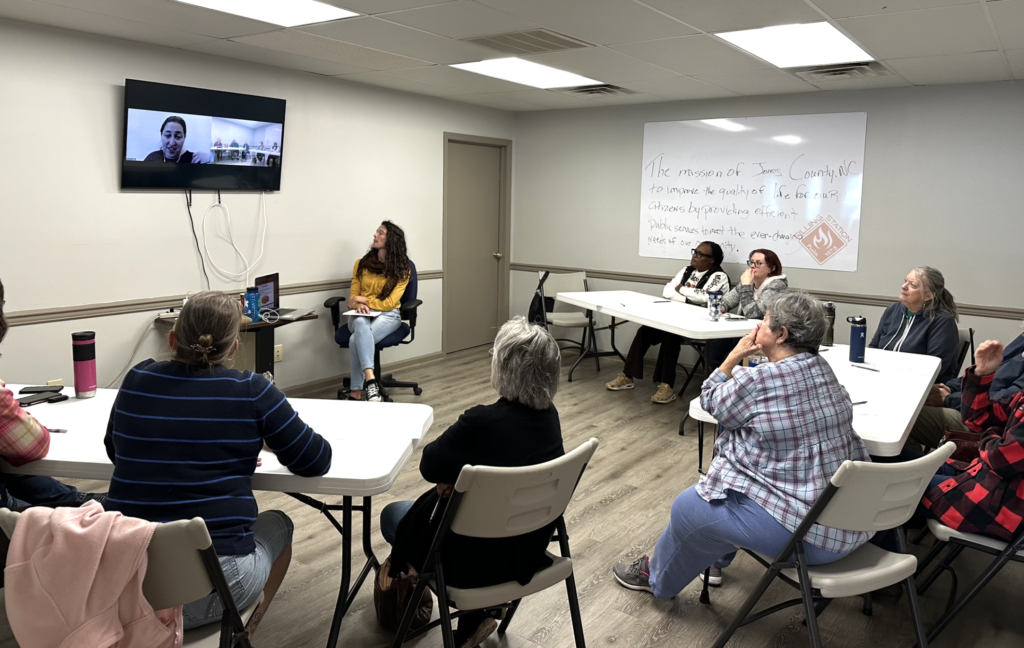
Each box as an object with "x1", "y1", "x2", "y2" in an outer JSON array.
[{"x1": 104, "y1": 291, "x2": 332, "y2": 636}]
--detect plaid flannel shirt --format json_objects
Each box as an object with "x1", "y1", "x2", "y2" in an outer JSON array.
[
  {"x1": 698, "y1": 353, "x2": 872, "y2": 554},
  {"x1": 922, "y1": 367, "x2": 1024, "y2": 541},
  {"x1": 0, "y1": 381, "x2": 51, "y2": 467}
]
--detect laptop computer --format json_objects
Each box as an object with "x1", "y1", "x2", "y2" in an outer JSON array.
[{"x1": 254, "y1": 273, "x2": 316, "y2": 321}]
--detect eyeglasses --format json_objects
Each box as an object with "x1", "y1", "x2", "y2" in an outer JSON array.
[
  {"x1": 747, "y1": 260, "x2": 766, "y2": 268},
  {"x1": 488, "y1": 347, "x2": 495, "y2": 355},
  {"x1": 691, "y1": 249, "x2": 713, "y2": 260}
]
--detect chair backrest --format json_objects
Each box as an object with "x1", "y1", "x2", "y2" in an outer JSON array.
[
  {"x1": 956, "y1": 327, "x2": 975, "y2": 373},
  {"x1": 0, "y1": 509, "x2": 219, "y2": 612},
  {"x1": 539, "y1": 272, "x2": 587, "y2": 313},
  {"x1": 402, "y1": 259, "x2": 419, "y2": 305},
  {"x1": 816, "y1": 442, "x2": 955, "y2": 532},
  {"x1": 450, "y1": 438, "x2": 599, "y2": 538}
]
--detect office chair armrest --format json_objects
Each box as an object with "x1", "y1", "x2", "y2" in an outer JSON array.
[
  {"x1": 323, "y1": 295, "x2": 348, "y2": 330},
  {"x1": 400, "y1": 299, "x2": 423, "y2": 328}
]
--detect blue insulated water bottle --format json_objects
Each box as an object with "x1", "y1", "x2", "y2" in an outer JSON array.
[
  {"x1": 245, "y1": 287, "x2": 260, "y2": 320},
  {"x1": 848, "y1": 316, "x2": 867, "y2": 363}
]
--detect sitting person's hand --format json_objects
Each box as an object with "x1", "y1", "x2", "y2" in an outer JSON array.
[
  {"x1": 436, "y1": 483, "x2": 454, "y2": 498},
  {"x1": 925, "y1": 383, "x2": 951, "y2": 407},
  {"x1": 728, "y1": 324, "x2": 763, "y2": 361},
  {"x1": 975, "y1": 340, "x2": 1004, "y2": 376}
]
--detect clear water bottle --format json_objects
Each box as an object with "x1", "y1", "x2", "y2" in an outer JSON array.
[
  {"x1": 822, "y1": 301, "x2": 835, "y2": 347},
  {"x1": 707, "y1": 290, "x2": 723, "y2": 321}
]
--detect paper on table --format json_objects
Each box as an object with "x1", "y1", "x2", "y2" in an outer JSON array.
[{"x1": 342, "y1": 309, "x2": 382, "y2": 317}]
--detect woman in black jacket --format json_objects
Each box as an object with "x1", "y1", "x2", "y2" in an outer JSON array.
[{"x1": 381, "y1": 316, "x2": 564, "y2": 648}]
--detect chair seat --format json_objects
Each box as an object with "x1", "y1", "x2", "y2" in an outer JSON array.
[
  {"x1": 777, "y1": 543, "x2": 917, "y2": 599},
  {"x1": 689, "y1": 398, "x2": 717, "y2": 424},
  {"x1": 927, "y1": 519, "x2": 1021, "y2": 556},
  {"x1": 182, "y1": 595, "x2": 263, "y2": 647},
  {"x1": 546, "y1": 313, "x2": 588, "y2": 328},
  {"x1": 445, "y1": 555, "x2": 573, "y2": 611},
  {"x1": 334, "y1": 321, "x2": 410, "y2": 350}
]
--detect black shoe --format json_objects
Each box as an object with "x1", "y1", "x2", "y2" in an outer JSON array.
[
  {"x1": 79, "y1": 492, "x2": 108, "y2": 506},
  {"x1": 364, "y1": 379, "x2": 383, "y2": 402}
]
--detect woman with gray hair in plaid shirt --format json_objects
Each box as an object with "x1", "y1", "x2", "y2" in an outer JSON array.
[{"x1": 613, "y1": 292, "x2": 870, "y2": 598}]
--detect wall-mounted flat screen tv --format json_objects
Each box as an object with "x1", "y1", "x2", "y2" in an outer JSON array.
[{"x1": 121, "y1": 79, "x2": 286, "y2": 191}]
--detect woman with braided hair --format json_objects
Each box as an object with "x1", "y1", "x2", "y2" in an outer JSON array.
[
  {"x1": 103, "y1": 291, "x2": 332, "y2": 638},
  {"x1": 347, "y1": 221, "x2": 412, "y2": 401}
]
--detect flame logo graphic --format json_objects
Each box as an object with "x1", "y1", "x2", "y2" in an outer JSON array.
[{"x1": 813, "y1": 227, "x2": 832, "y2": 249}]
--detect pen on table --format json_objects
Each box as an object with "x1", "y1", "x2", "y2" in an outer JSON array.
[
  {"x1": 653, "y1": 300, "x2": 670, "y2": 303},
  {"x1": 851, "y1": 364, "x2": 880, "y2": 372},
  {"x1": 851, "y1": 401, "x2": 867, "y2": 406}
]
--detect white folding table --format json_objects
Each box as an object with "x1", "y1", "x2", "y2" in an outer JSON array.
[{"x1": 1, "y1": 386, "x2": 433, "y2": 648}]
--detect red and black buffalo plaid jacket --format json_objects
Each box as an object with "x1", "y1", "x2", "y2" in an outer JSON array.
[{"x1": 922, "y1": 367, "x2": 1024, "y2": 541}]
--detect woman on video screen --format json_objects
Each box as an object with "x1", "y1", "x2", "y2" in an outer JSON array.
[{"x1": 143, "y1": 116, "x2": 207, "y2": 164}]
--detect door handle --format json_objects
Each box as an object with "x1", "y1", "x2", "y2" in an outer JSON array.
[{"x1": 492, "y1": 252, "x2": 503, "y2": 259}]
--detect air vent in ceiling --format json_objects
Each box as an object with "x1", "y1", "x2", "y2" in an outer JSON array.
[
  {"x1": 559, "y1": 84, "x2": 637, "y2": 97},
  {"x1": 791, "y1": 61, "x2": 890, "y2": 83},
  {"x1": 463, "y1": 29, "x2": 593, "y2": 56}
]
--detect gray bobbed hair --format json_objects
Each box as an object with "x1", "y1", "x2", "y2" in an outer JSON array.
[
  {"x1": 765, "y1": 291, "x2": 828, "y2": 355},
  {"x1": 491, "y1": 316, "x2": 561, "y2": 409}
]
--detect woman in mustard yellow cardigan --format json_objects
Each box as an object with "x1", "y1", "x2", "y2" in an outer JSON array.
[{"x1": 348, "y1": 221, "x2": 411, "y2": 401}]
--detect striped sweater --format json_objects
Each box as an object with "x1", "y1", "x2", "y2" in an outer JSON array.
[
  {"x1": 103, "y1": 360, "x2": 332, "y2": 555},
  {"x1": 0, "y1": 381, "x2": 51, "y2": 504}
]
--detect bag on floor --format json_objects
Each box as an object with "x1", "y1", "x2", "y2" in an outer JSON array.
[
  {"x1": 528, "y1": 271, "x2": 553, "y2": 325},
  {"x1": 942, "y1": 428, "x2": 981, "y2": 463},
  {"x1": 373, "y1": 555, "x2": 433, "y2": 632}
]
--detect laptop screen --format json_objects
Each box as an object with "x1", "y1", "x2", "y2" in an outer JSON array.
[{"x1": 254, "y1": 273, "x2": 280, "y2": 311}]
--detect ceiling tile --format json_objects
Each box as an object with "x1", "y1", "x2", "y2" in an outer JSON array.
[
  {"x1": 640, "y1": 0, "x2": 824, "y2": 33},
  {"x1": 32, "y1": 0, "x2": 278, "y2": 38},
  {"x1": 621, "y1": 76, "x2": 741, "y2": 99},
  {"x1": 381, "y1": 0, "x2": 537, "y2": 39},
  {"x1": 475, "y1": 0, "x2": 698, "y2": 45},
  {"x1": 524, "y1": 47, "x2": 679, "y2": 83},
  {"x1": 322, "y1": 0, "x2": 457, "y2": 14},
  {"x1": 185, "y1": 39, "x2": 372, "y2": 76},
  {"x1": 1007, "y1": 49, "x2": 1024, "y2": 79},
  {"x1": 693, "y1": 68, "x2": 819, "y2": 95},
  {"x1": 610, "y1": 35, "x2": 772, "y2": 76},
  {"x1": 807, "y1": 73, "x2": 912, "y2": 91},
  {"x1": 299, "y1": 16, "x2": 501, "y2": 64},
  {"x1": 810, "y1": 0, "x2": 977, "y2": 19},
  {"x1": 384, "y1": 65, "x2": 535, "y2": 92},
  {"x1": 488, "y1": 89, "x2": 601, "y2": 108},
  {"x1": 885, "y1": 50, "x2": 1011, "y2": 84},
  {"x1": 451, "y1": 92, "x2": 549, "y2": 110},
  {"x1": 583, "y1": 91, "x2": 674, "y2": 105},
  {"x1": 335, "y1": 71, "x2": 473, "y2": 96},
  {"x1": 0, "y1": 0, "x2": 213, "y2": 48},
  {"x1": 989, "y1": 1, "x2": 1024, "y2": 50},
  {"x1": 233, "y1": 29, "x2": 432, "y2": 70},
  {"x1": 839, "y1": 5, "x2": 998, "y2": 59}
]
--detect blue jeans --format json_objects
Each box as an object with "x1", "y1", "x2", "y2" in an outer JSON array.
[
  {"x1": 648, "y1": 487, "x2": 849, "y2": 600},
  {"x1": 380, "y1": 500, "x2": 415, "y2": 545},
  {"x1": 182, "y1": 510, "x2": 293, "y2": 630},
  {"x1": 348, "y1": 310, "x2": 403, "y2": 390},
  {"x1": 0, "y1": 474, "x2": 83, "y2": 509}
]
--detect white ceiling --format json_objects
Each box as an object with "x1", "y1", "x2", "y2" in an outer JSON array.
[{"x1": 1, "y1": 0, "x2": 1021, "y2": 111}]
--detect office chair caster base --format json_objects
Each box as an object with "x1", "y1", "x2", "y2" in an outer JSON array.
[{"x1": 413, "y1": 387, "x2": 423, "y2": 395}]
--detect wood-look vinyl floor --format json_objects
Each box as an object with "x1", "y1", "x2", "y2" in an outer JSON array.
[{"x1": 68, "y1": 347, "x2": 1023, "y2": 647}]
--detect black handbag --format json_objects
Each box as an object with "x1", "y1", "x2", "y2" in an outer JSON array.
[{"x1": 528, "y1": 272, "x2": 553, "y2": 325}]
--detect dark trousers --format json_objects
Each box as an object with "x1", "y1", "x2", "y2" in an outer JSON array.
[{"x1": 623, "y1": 326, "x2": 683, "y2": 388}]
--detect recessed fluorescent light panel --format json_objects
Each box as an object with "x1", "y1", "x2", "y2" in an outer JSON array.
[
  {"x1": 451, "y1": 58, "x2": 601, "y2": 89},
  {"x1": 701, "y1": 119, "x2": 747, "y2": 132},
  {"x1": 717, "y1": 22, "x2": 872, "y2": 68},
  {"x1": 174, "y1": 0, "x2": 357, "y2": 28},
  {"x1": 773, "y1": 135, "x2": 802, "y2": 144}
]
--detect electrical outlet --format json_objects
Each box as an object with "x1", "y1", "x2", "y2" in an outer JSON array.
[
  {"x1": 47, "y1": 379, "x2": 64, "y2": 387},
  {"x1": 274, "y1": 344, "x2": 283, "y2": 363}
]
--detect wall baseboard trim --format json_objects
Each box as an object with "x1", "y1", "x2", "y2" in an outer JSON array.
[
  {"x1": 281, "y1": 351, "x2": 445, "y2": 399},
  {"x1": 510, "y1": 263, "x2": 1023, "y2": 321},
  {"x1": 7, "y1": 271, "x2": 443, "y2": 327}
]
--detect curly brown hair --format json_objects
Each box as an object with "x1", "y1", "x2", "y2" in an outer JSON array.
[{"x1": 357, "y1": 221, "x2": 411, "y2": 301}]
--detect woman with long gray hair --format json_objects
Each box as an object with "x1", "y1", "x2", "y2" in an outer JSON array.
[
  {"x1": 613, "y1": 292, "x2": 870, "y2": 598},
  {"x1": 380, "y1": 316, "x2": 565, "y2": 647},
  {"x1": 869, "y1": 266, "x2": 960, "y2": 384}
]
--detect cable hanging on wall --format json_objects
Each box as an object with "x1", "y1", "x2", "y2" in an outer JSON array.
[
  {"x1": 184, "y1": 190, "x2": 211, "y2": 290},
  {"x1": 201, "y1": 191, "x2": 267, "y2": 288}
]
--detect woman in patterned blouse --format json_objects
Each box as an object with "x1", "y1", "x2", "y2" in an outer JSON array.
[{"x1": 612, "y1": 292, "x2": 870, "y2": 597}]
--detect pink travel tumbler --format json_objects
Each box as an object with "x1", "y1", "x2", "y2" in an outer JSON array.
[{"x1": 72, "y1": 331, "x2": 97, "y2": 399}]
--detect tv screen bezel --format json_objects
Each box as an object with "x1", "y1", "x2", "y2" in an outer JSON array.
[{"x1": 121, "y1": 79, "x2": 287, "y2": 192}]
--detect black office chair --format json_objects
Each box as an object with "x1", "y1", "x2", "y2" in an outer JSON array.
[{"x1": 324, "y1": 260, "x2": 423, "y2": 401}]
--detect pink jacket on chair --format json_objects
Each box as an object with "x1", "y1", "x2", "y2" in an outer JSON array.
[{"x1": 4, "y1": 501, "x2": 183, "y2": 648}]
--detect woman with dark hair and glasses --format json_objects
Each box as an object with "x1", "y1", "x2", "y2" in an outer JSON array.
[
  {"x1": 709, "y1": 249, "x2": 788, "y2": 367},
  {"x1": 142, "y1": 115, "x2": 208, "y2": 164},
  {"x1": 606, "y1": 241, "x2": 731, "y2": 404}
]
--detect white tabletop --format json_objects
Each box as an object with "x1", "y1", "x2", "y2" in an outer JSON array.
[
  {"x1": 0, "y1": 387, "x2": 434, "y2": 497},
  {"x1": 556, "y1": 290, "x2": 758, "y2": 340},
  {"x1": 818, "y1": 345, "x2": 940, "y2": 456}
]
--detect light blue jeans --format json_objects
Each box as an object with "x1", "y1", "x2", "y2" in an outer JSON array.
[
  {"x1": 348, "y1": 310, "x2": 403, "y2": 390},
  {"x1": 647, "y1": 487, "x2": 850, "y2": 600},
  {"x1": 182, "y1": 510, "x2": 293, "y2": 629}
]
